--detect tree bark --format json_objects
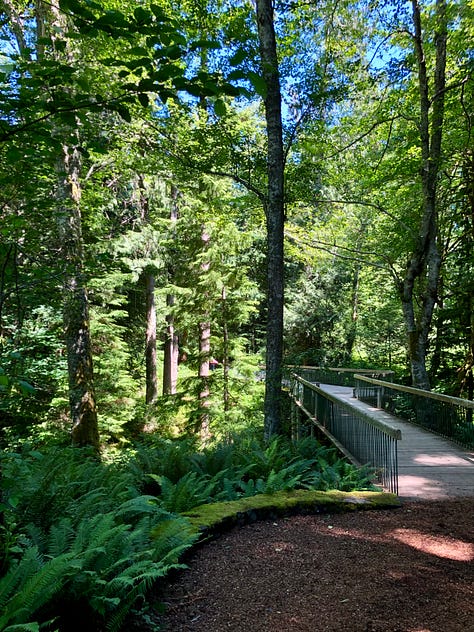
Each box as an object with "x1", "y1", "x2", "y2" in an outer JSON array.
[
  {"x1": 46, "y1": 0, "x2": 99, "y2": 449},
  {"x1": 132, "y1": 173, "x2": 159, "y2": 405},
  {"x1": 255, "y1": 0, "x2": 285, "y2": 441},
  {"x1": 145, "y1": 272, "x2": 158, "y2": 404},
  {"x1": 399, "y1": 0, "x2": 447, "y2": 390},
  {"x1": 163, "y1": 186, "x2": 179, "y2": 395},
  {"x1": 196, "y1": 228, "x2": 211, "y2": 441},
  {"x1": 163, "y1": 294, "x2": 179, "y2": 396},
  {"x1": 458, "y1": 150, "x2": 474, "y2": 403},
  {"x1": 221, "y1": 285, "x2": 230, "y2": 413},
  {"x1": 56, "y1": 140, "x2": 99, "y2": 450}
]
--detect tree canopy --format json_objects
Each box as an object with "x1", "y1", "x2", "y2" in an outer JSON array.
[{"x1": 1, "y1": 0, "x2": 473, "y2": 447}]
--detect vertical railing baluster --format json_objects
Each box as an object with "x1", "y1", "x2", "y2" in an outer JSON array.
[{"x1": 289, "y1": 372, "x2": 401, "y2": 494}]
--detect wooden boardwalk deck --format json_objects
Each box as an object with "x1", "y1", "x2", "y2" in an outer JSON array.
[{"x1": 318, "y1": 384, "x2": 474, "y2": 500}]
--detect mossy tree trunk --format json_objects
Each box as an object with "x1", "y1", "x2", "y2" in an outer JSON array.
[
  {"x1": 399, "y1": 0, "x2": 447, "y2": 391},
  {"x1": 47, "y1": 0, "x2": 99, "y2": 449},
  {"x1": 56, "y1": 140, "x2": 99, "y2": 450}
]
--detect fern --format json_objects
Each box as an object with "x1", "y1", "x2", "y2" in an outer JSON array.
[
  {"x1": 151, "y1": 472, "x2": 217, "y2": 513},
  {"x1": 150, "y1": 515, "x2": 198, "y2": 563},
  {"x1": 0, "y1": 547, "x2": 75, "y2": 631},
  {"x1": 0, "y1": 436, "x2": 375, "y2": 632}
]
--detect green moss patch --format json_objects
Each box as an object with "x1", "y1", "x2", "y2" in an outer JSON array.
[{"x1": 182, "y1": 489, "x2": 401, "y2": 538}]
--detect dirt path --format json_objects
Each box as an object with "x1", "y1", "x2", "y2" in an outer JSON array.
[{"x1": 154, "y1": 499, "x2": 473, "y2": 632}]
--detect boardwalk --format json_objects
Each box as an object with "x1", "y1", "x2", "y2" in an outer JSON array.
[{"x1": 318, "y1": 383, "x2": 474, "y2": 500}]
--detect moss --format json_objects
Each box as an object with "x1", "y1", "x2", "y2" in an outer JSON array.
[{"x1": 182, "y1": 489, "x2": 401, "y2": 537}]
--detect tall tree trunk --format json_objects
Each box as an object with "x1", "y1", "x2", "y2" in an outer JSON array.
[
  {"x1": 46, "y1": 0, "x2": 99, "y2": 449},
  {"x1": 221, "y1": 285, "x2": 230, "y2": 413},
  {"x1": 459, "y1": 151, "x2": 474, "y2": 402},
  {"x1": 256, "y1": 0, "x2": 285, "y2": 441},
  {"x1": 134, "y1": 173, "x2": 159, "y2": 403},
  {"x1": 4, "y1": 0, "x2": 99, "y2": 449},
  {"x1": 196, "y1": 228, "x2": 211, "y2": 440},
  {"x1": 429, "y1": 275, "x2": 446, "y2": 382},
  {"x1": 345, "y1": 261, "x2": 360, "y2": 362},
  {"x1": 399, "y1": 0, "x2": 447, "y2": 390},
  {"x1": 134, "y1": 173, "x2": 159, "y2": 404},
  {"x1": 163, "y1": 294, "x2": 179, "y2": 395},
  {"x1": 163, "y1": 186, "x2": 179, "y2": 395},
  {"x1": 145, "y1": 272, "x2": 158, "y2": 404},
  {"x1": 56, "y1": 140, "x2": 99, "y2": 450},
  {"x1": 198, "y1": 317, "x2": 211, "y2": 439}
]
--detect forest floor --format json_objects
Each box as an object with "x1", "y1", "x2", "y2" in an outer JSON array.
[{"x1": 151, "y1": 499, "x2": 473, "y2": 632}]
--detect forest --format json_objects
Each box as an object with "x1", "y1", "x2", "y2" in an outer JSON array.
[{"x1": 0, "y1": 0, "x2": 473, "y2": 630}]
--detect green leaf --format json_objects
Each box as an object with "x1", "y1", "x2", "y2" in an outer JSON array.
[
  {"x1": 6, "y1": 146, "x2": 23, "y2": 162},
  {"x1": 17, "y1": 380, "x2": 36, "y2": 395},
  {"x1": 247, "y1": 71, "x2": 267, "y2": 98},
  {"x1": 227, "y1": 69, "x2": 247, "y2": 81},
  {"x1": 128, "y1": 46, "x2": 149, "y2": 57},
  {"x1": 152, "y1": 64, "x2": 183, "y2": 82},
  {"x1": 94, "y1": 10, "x2": 129, "y2": 30},
  {"x1": 115, "y1": 104, "x2": 132, "y2": 123},
  {"x1": 137, "y1": 78, "x2": 155, "y2": 92},
  {"x1": 59, "y1": 0, "x2": 96, "y2": 21},
  {"x1": 125, "y1": 57, "x2": 152, "y2": 71},
  {"x1": 229, "y1": 48, "x2": 247, "y2": 67},
  {"x1": 214, "y1": 98, "x2": 226, "y2": 117},
  {"x1": 150, "y1": 4, "x2": 167, "y2": 20},
  {"x1": 185, "y1": 83, "x2": 205, "y2": 97},
  {"x1": 137, "y1": 93, "x2": 149, "y2": 108},
  {"x1": 190, "y1": 38, "x2": 221, "y2": 52},
  {"x1": 161, "y1": 44, "x2": 183, "y2": 61},
  {"x1": 134, "y1": 7, "x2": 151, "y2": 23}
]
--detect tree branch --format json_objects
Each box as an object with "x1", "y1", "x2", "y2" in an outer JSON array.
[{"x1": 312, "y1": 197, "x2": 413, "y2": 234}]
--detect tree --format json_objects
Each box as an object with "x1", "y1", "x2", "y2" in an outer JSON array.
[
  {"x1": 396, "y1": 0, "x2": 447, "y2": 390},
  {"x1": 255, "y1": 0, "x2": 285, "y2": 440},
  {"x1": 162, "y1": 185, "x2": 179, "y2": 396}
]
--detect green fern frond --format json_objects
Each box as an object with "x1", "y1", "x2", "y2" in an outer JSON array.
[
  {"x1": 151, "y1": 515, "x2": 197, "y2": 561},
  {"x1": 3, "y1": 623, "x2": 40, "y2": 632},
  {"x1": 113, "y1": 495, "x2": 160, "y2": 521},
  {"x1": 155, "y1": 472, "x2": 216, "y2": 513},
  {"x1": 0, "y1": 547, "x2": 42, "y2": 612},
  {"x1": 0, "y1": 547, "x2": 74, "y2": 630},
  {"x1": 46, "y1": 519, "x2": 75, "y2": 558}
]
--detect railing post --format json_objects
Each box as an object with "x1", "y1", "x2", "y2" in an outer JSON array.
[
  {"x1": 377, "y1": 386, "x2": 383, "y2": 409},
  {"x1": 289, "y1": 371, "x2": 401, "y2": 493}
]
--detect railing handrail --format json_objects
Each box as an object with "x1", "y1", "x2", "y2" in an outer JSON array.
[
  {"x1": 293, "y1": 374, "x2": 402, "y2": 440},
  {"x1": 354, "y1": 374, "x2": 474, "y2": 410},
  {"x1": 287, "y1": 365, "x2": 394, "y2": 375}
]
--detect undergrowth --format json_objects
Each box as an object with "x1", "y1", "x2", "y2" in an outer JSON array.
[{"x1": 0, "y1": 435, "x2": 375, "y2": 631}]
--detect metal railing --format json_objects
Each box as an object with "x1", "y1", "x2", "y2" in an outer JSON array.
[
  {"x1": 354, "y1": 375, "x2": 474, "y2": 449},
  {"x1": 287, "y1": 366, "x2": 394, "y2": 387},
  {"x1": 289, "y1": 373, "x2": 401, "y2": 494}
]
